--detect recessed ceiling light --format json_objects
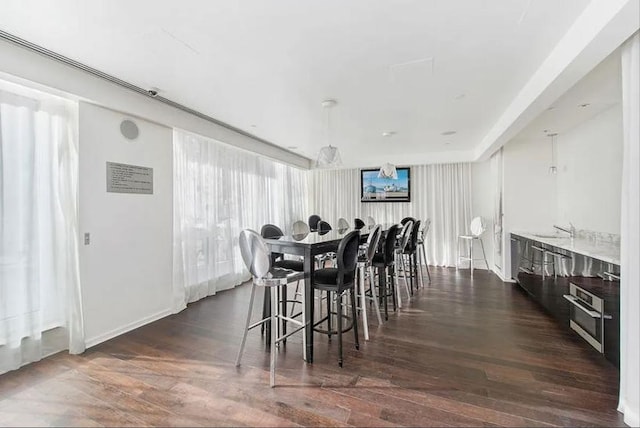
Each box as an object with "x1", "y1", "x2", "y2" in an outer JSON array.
[
  {"x1": 250, "y1": 124, "x2": 257, "y2": 128},
  {"x1": 454, "y1": 94, "x2": 466, "y2": 100},
  {"x1": 287, "y1": 146, "x2": 298, "y2": 150},
  {"x1": 543, "y1": 129, "x2": 551, "y2": 133},
  {"x1": 441, "y1": 131, "x2": 456, "y2": 136},
  {"x1": 546, "y1": 106, "x2": 556, "y2": 111},
  {"x1": 382, "y1": 131, "x2": 396, "y2": 137},
  {"x1": 579, "y1": 103, "x2": 591, "y2": 108}
]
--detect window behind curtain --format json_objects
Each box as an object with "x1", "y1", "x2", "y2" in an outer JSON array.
[
  {"x1": 0, "y1": 83, "x2": 83, "y2": 374},
  {"x1": 172, "y1": 129, "x2": 308, "y2": 308}
]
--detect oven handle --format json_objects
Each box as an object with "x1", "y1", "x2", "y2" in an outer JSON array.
[{"x1": 563, "y1": 295, "x2": 601, "y2": 318}]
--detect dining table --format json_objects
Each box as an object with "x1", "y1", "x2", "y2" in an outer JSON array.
[{"x1": 263, "y1": 223, "x2": 395, "y2": 363}]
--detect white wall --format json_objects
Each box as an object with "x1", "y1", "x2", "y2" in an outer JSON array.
[
  {"x1": 498, "y1": 103, "x2": 623, "y2": 278},
  {"x1": 503, "y1": 137, "x2": 558, "y2": 232},
  {"x1": 79, "y1": 102, "x2": 173, "y2": 347},
  {"x1": 556, "y1": 105, "x2": 623, "y2": 234}
]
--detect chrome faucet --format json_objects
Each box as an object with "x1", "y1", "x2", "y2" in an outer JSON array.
[{"x1": 553, "y1": 223, "x2": 575, "y2": 239}]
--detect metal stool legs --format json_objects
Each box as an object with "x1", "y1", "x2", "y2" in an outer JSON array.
[
  {"x1": 236, "y1": 282, "x2": 306, "y2": 387},
  {"x1": 357, "y1": 264, "x2": 383, "y2": 341},
  {"x1": 419, "y1": 240, "x2": 431, "y2": 283},
  {"x1": 457, "y1": 236, "x2": 489, "y2": 275}
]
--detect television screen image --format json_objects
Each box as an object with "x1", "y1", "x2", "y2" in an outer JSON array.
[{"x1": 361, "y1": 167, "x2": 411, "y2": 202}]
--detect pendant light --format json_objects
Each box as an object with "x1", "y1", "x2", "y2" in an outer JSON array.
[
  {"x1": 316, "y1": 99, "x2": 342, "y2": 168},
  {"x1": 378, "y1": 162, "x2": 398, "y2": 179},
  {"x1": 378, "y1": 131, "x2": 398, "y2": 179}
]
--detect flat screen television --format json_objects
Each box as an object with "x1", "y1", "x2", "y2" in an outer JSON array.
[{"x1": 360, "y1": 167, "x2": 411, "y2": 202}]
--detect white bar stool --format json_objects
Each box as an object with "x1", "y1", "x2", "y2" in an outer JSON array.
[{"x1": 457, "y1": 216, "x2": 489, "y2": 276}]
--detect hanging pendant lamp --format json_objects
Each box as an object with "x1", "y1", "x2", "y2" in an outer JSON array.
[
  {"x1": 316, "y1": 99, "x2": 342, "y2": 168},
  {"x1": 378, "y1": 162, "x2": 398, "y2": 179}
]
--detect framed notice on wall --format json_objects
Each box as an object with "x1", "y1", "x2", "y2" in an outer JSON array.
[{"x1": 106, "y1": 161, "x2": 153, "y2": 194}]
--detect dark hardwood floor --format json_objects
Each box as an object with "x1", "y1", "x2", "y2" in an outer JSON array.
[{"x1": 0, "y1": 267, "x2": 624, "y2": 427}]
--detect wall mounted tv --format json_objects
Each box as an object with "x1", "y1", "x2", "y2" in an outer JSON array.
[{"x1": 360, "y1": 167, "x2": 411, "y2": 203}]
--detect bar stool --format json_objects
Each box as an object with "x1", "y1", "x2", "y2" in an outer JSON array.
[
  {"x1": 235, "y1": 229, "x2": 307, "y2": 387},
  {"x1": 356, "y1": 224, "x2": 383, "y2": 340},
  {"x1": 394, "y1": 220, "x2": 414, "y2": 306},
  {"x1": 372, "y1": 223, "x2": 400, "y2": 320},
  {"x1": 308, "y1": 215, "x2": 322, "y2": 231},
  {"x1": 354, "y1": 218, "x2": 365, "y2": 229},
  {"x1": 457, "y1": 216, "x2": 489, "y2": 276},
  {"x1": 337, "y1": 217, "x2": 350, "y2": 230},
  {"x1": 312, "y1": 230, "x2": 361, "y2": 367},
  {"x1": 291, "y1": 220, "x2": 310, "y2": 236},
  {"x1": 365, "y1": 216, "x2": 376, "y2": 227}
]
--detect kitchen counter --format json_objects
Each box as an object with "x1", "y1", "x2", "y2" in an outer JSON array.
[{"x1": 511, "y1": 231, "x2": 620, "y2": 265}]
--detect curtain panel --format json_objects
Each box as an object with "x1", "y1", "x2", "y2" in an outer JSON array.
[
  {"x1": 618, "y1": 31, "x2": 639, "y2": 428},
  {"x1": 173, "y1": 130, "x2": 308, "y2": 308},
  {"x1": 0, "y1": 87, "x2": 84, "y2": 374},
  {"x1": 309, "y1": 163, "x2": 473, "y2": 267}
]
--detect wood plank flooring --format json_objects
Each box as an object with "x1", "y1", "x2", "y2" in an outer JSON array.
[{"x1": 0, "y1": 267, "x2": 624, "y2": 427}]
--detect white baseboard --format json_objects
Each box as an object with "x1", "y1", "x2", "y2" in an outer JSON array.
[
  {"x1": 84, "y1": 308, "x2": 173, "y2": 349},
  {"x1": 493, "y1": 269, "x2": 516, "y2": 283}
]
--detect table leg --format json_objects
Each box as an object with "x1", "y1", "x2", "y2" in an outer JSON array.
[{"x1": 303, "y1": 249, "x2": 314, "y2": 363}]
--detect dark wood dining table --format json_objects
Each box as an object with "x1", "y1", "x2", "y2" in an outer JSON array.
[{"x1": 263, "y1": 224, "x2": 394, "y2": 363}]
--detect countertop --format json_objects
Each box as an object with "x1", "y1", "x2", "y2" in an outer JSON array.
[{"x1": 511, "y1": 231, "x2": 620, "y2": 266}]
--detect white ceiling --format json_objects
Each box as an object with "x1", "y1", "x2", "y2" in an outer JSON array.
[
  {"x1": 515, "y1": 48, "x2": 621, "y2": 140},
  {"x1": 0, "y1": 0, "x2": 596, "y2": 167}
]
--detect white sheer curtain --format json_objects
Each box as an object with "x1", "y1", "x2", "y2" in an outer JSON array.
[
  {"x1": 618, "y1": 31, "x2": 639, "y2": 428},
  {"x1": 173, "y1": 129, "x2": 308, "y2": 307},
  {"x1": 309, "y1": 163, "x2": 472, "y2": 266},
  {"x1": 491, "y1": 148, "x2": 504, "y2": 271},
  {"x1": 0, "y1": 86, "x2": 84, "y2": 375}
]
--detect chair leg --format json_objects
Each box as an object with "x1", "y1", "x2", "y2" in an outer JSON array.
[
  {"x1": 359, "y1": 265, "x2": 369, "y2": 341},
  {"x1": 390, "y1": 265, "x2": 397, "y2": 312},
  {"x1": 394, "y1": 254, "x2": 403, "y2": 308},
  {"x1": 290, "y1": 280, "x2": 300, "y2": 317},
  {"x1": 479, "y1": 238, "x2": 489, "y2": 270},
  {"x1": 326, "y1": 290, "x2": 332, "y2": 341},
  {"x1": 400, "y1": 254, "x2": 411, "y2": 300},
  {"x1": 337, "y1": 291, "x2": 343, "y2": 367},
  {"x1": 369, "y1": 266, "x2": 383, "y2": 325},
  {"x1": 415, "y1": 249, "x2": 422, "y2": 289},
  {"x1": 270, "y1": 285, "x2": 278, "y2": 387},
  {"x1": 261, "y1": 287, "x2": 269, "y2": 336},
  {"x1": 379, "y1": 266, "x2": 388, "y2": 320},
  {"x1": 236, "y1": 283, "x2": 257, "y2": 367},
  {"x1": 469, "y1": 239, "x2": 474, "y2": 276},
  {"x1": 407, "y1": 254, "x2": 414, "y2": 295},
  {"x1": 421, "y1": 243, "x2": 431, "y2": 283},
  {"x1": 350, "y1": 288, "x2": 360, "y2": 350},
  {"x1": 281, "y1": 284, "x2": 287, "y2": 344},
  {"x1": 300, "y1": 279, "x2": 307, "y2": 361}
]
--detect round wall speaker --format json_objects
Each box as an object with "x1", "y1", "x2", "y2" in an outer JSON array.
[{"x1": 120, "y1": 119, "x2": 139, "y2": 140}]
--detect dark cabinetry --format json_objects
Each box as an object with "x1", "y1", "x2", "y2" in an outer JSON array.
[{"x1": 511, "y1": 234, "x2": 620, "y2": 368}]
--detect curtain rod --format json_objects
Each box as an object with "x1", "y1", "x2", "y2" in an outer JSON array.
[{"x1": 0, "y1": 29, "x2": 303, "y2": 161}]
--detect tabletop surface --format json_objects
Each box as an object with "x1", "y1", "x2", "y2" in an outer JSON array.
[{"x1": 264, "y1": 223, "x2": 397, "y2": 246}]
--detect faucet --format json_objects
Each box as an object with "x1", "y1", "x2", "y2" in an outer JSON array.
[{"x1": 553, "y1": 223, "x2": 575, "y2": 239}]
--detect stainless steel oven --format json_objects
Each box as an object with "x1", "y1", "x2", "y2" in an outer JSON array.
[{"x1": 563, "y1": 283, "x2": 610, "y2": 352}]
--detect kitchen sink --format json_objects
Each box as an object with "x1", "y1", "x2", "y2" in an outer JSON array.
[{"x1": 531, "y1": 233, "x2": 565, "y2": 239}]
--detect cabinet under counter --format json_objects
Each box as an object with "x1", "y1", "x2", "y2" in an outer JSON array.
[{"x1": 510, "y1": 233, "x2": 620, "y2": 368}]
